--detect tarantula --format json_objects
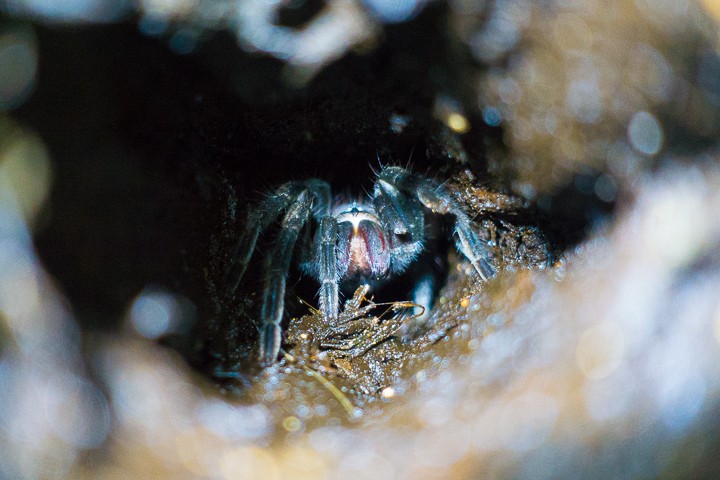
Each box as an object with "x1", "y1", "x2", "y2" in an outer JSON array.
[{"x1": 231, "y1": 166, "x2": 496, "y2": 365}]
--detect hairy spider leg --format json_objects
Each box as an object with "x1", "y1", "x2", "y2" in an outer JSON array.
[
  {"x1": 411, "y1": 271, "x2": 434, "y2": 319},
  {"x1": 453, "y1": 215, "x2": 495, "y2": 280},
  {"x1": 245, "y1": 179, "x2": 331, "y2": 364},
  {"x1": 298, "y1": 179, "x2": 332, "y2": 271},
  {"x1": 229, "y1": 182, "x2": 313, "y2": 294},
  {"x1": 317, "y1": 216, "x2": 340, "y2": 321},
  {"x1": 412, "y1": 174, "x2": 496, "y2": 281},
  {"x1": 373, "y1": 190, "x2": 407, "y2": 235},
  {"x1": 373, "y1": 170, "x2": 426, "y2": 274},
  {"x1": 259, "y1": 190, "x2": 312, "y2": 365},
  {"x1": 304, "y1": 179, "x2": 332, "y2": 218},
  {"x1": 377, "y1": 166, "x2": 495, "y2": 280}
]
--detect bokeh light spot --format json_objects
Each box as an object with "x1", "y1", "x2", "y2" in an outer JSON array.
[
  {"x1": 198, "y1": 400, "x2": 271, "y2": 439},
  {"x1": 362, "y1": 0, "x2": 425, "y2": 23},
  {"x1": 282, "y1": 415, "x2": 302, "y2": 432},
  {"x1": 594, "y1": 174, "x2": 617, "y2": 202},
  {"x1": 447, "y1": 113, "x2": 469, "y2": 133},
  {"x1": 483, "y1": 106, "x2": 501, "y2": 126},
  {"x1": 131, "y1": 291, "x2": 172, "y2": 338},
  {"x1": 628, "y1": 111, "x2": 663, "y2": 155},
  {"x1": 642, "y1": 187, "x2": 708, "y2": 268},
  {"x1": 169, "y1": 27, "x2": 198, "y2": 54},
  {"x1": 389, "y1": 113, "x2": 410, "y2": 133},
  {"x1": 3, "y1": 0, "x2": 130, "y2": 22},
  {"x1": 566, "y1": 80, "x2": 602, "y2": 123},
  {"x1": 44, "y1": 373, "x2": 110, "y2": 447},
  {"x1": 129, "y1": 287, "x2": 194, "y2": 338},
  {"x1": 631, "y1": 44, "x2": 674, "y2": 101},
  {"x1": 381, "y1": 386, "x2": 395, "y2": 398},
  {"x1": 0, "y1": 127, "x2": 52, "y2": 224},
  {"x1": 0, "y1": 33, "x2": 37, "y2": 110}
]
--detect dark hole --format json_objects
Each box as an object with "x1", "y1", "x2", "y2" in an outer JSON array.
[
  {"x1": 276, "y1": 0, "x2": 326, "y2": 29},
  {"x1": 394, "y1": 232, "x2": 413, "y2": 244}
]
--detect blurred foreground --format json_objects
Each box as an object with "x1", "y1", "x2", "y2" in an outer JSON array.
[{"x1": 2, "y1": 0, "x2": 720, "y2": 478}]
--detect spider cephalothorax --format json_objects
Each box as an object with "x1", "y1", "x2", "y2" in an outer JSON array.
[{"x1": 231, "y1": 166, "x2": 496, "y2": 365}]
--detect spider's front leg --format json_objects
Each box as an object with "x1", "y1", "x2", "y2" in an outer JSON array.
[
  {"x1": 228, "y1": 183, "x2": 312, "y2": 294},
  {"x1": 373, "y1": 171, "x2": 425, "y2": 273},
  {"x1": 415, "y1": 179, "x2": 495, "y2": 280},
  {"x1": 316, "y1": 216, "x2": 340, "y2": 322},
  {"x1": 259, "y1": 191, "x2": 312, "y2": 365},
  {"x1": 377, "y1": 166, "x2": 495, "y2": 280}
]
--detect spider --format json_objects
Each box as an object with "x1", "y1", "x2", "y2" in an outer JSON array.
[{"x1": 231, "y1": 166, "x2": 496, "y2": 365}]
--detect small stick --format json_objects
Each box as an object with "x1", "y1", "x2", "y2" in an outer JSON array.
[{"x1": 282, "y1": 351, "x2": 356, "y2": 417}]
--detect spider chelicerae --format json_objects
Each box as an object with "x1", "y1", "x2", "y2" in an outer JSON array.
[{"x1": 231, "y1": 166, "x2": 496, "y2": 365}]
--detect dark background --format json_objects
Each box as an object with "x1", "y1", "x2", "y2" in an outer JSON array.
[{"x1": 17, "y1": 7, "x2": 597, "y2": 342}]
